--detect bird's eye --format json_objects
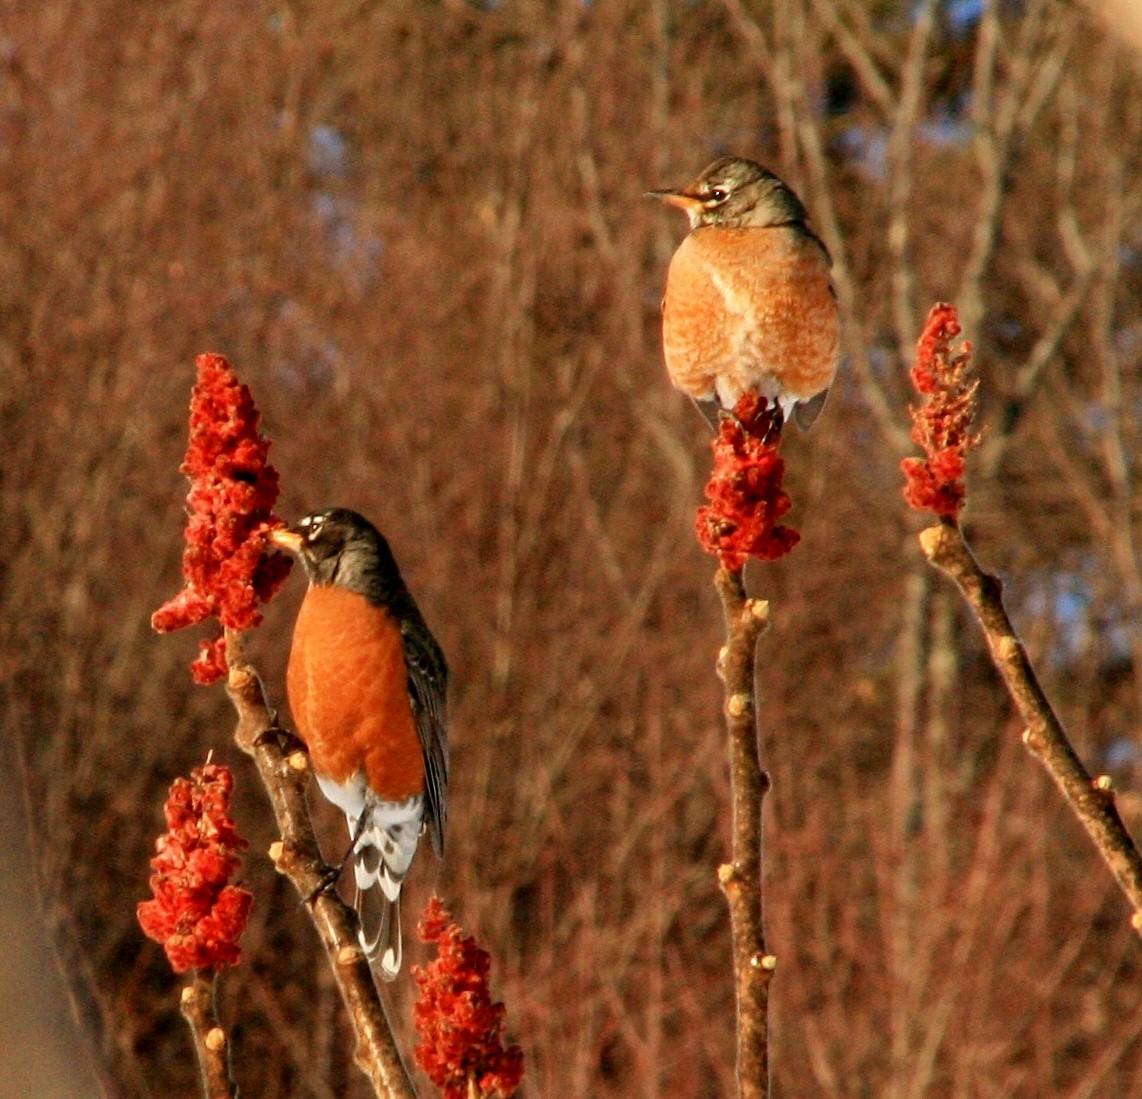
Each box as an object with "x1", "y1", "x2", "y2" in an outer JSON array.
[
  {"x1": 303, "y1": 516, "x2": 324, "y2": 539},
  {"x1": 707, "y1": 188, "x2": 728, "y2": 203}
]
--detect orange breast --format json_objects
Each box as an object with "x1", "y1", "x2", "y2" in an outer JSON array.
[
  {"x1": 662, "y1": 226, "x2": 839, "y2": 406},
  {"x1": 286, "y1": 585, "x2": 425, "y2": 801}
]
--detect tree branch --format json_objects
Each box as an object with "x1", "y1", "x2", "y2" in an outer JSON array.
[
  {"x1": 223, "y1": 630, "x2": 418, "y2": 1099},
  {"x1": 714, "y1": 568, "x2": 776, "y2": 1099},
  {"x1": 180, "y1": 971, "x2": 236, "y2": 1099},
  {"x1": 917, "y1": 523, "x2": 1142, "y2": 924}
]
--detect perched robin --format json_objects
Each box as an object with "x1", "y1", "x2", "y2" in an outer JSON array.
[
  {"x1": 648, "y1": 156, "x2": 840, "y2": 431},
  {"x1": 270, "y1": 509, "x2": 448, "y2": 980}
]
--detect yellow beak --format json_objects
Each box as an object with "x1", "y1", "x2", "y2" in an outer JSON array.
[
  {"x1": 645, "y1": 188, "x2": 703, "y2": 214},
  {"x1": 268, "y1": 528, "x2": 304, "y2": 554}
]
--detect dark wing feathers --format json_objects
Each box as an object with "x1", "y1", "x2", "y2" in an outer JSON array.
[{"x1": 400, "y1": 615, "x2": 449, "y2": 857}]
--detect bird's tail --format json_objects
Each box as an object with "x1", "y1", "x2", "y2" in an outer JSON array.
[
  {"x1": 347, "y1": 809, "x2": 422, "y2": 980},
  {"x1": 354, "y1": 872, "x2": 403, "y2": 980}
]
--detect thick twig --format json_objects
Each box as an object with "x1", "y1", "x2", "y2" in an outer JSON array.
[
  {"x1": 223, "y1": 630, "x2": 418, "y2": 1099},
  {"x1": 180, "y1": 971, "x2": 236, "y2": 1099},
  {"x1": 918, "y1": 522, "x2": 1142, "y2": 924},
  {"x1": 714, "y1": 568, "x2": 776, "y2": 1099}
]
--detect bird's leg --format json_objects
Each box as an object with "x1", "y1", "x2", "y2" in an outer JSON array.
[
  {"x1": 303, "y1": 863, "x2": 344, "y2": 905},
  {"x1": 760, "y1": 404, "x2": 784, "y2": 446},
  {"x1": 303, "y1": 809, "x2": 371, "y2": 905},
  {"x1": 693, "y1": 397, "x2": 722, "y2": 431},
  {"x1": 342, "y1": 808, "x2": 373, "y2": 864}
]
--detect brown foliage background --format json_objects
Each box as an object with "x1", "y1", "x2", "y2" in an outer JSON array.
[{"x1": 2, "y1": 1, "x2": 1142, "y2": 1096}]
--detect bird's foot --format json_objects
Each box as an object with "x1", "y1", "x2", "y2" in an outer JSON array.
[
  {"x1": 760, "y1": 405, "x2": 785, "y2": 446},
  {"x1": 303, "y1": 862, "x2": 345, "y2": 906},
  {"x1": 303, "y1": 823, "x2": 365, "y2": 906},
  {"x1": 716, "y1": 402, "x2": 784, "y2": 444}
]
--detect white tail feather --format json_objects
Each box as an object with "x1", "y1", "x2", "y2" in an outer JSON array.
[
  {"x1": 330, "y1": 786, "x2": 424, "y2": 979},
  {"x1": 355, "y1": 880, "x2": 403, "y2": 980}
]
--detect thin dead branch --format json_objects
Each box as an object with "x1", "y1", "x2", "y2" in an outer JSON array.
[
  {"x1": 180, "y1": 972, "x2": 237, "y2": 1099},
  {"x1": 917, "y1": 522, "x2": 1142, "y2": 922}
]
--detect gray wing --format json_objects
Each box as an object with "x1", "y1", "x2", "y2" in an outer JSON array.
[
  {"x1": 793, "y1": 387, "x2": 830, "y2": 431},
  {"x1": 400, "y1": 614, "x2": 449, "y2": 857}
]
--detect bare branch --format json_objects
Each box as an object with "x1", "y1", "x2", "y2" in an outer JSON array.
[
  {"x1": 179, "y1": 972, "x2": 237, "y2": 1099},
  {"x1": 809, "y1": 0, "x2": 895, "y2": 117},
  {"x1": 714, "y1": 568, "x2": 775, "y2": 1099},
  {"x1": 917, "y1": 523, "x2": 1142, "y2": 922}
]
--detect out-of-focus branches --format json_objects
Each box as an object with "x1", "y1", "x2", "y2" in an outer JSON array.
[{"x1": 4, "y1": 1, "x2": 1142, "y2": 1096}]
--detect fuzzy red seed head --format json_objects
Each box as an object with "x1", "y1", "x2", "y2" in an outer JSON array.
[
  {"x1": 695, "y1": 393, "x2": 800, "y2": 571},
  {"x1": 137, "y1": 763, "x2": 253, "y2": 974},
  {"x1": 413, "y1": 896, "x2": 524, "y2": 1099},
  {"x1": 152, "y1": 354, "x2": 292, "y2": 683},
  {"x1": 901, "y1": 303, "x2": 980, "y2": 520}
]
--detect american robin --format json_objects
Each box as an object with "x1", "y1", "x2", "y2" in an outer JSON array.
[
  {"x1": 269, "y1": 508, "x2": 448, "y2": 979},
  {"x1": 648, "y1": 156, "x2": 840, "y2": 431}
]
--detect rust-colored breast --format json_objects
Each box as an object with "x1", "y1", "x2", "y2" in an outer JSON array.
[
  {"x1": 662, "y1": 226, "x2": 839, "y2": 407},
  {"x1": 287, "y1": 585, "x2": 425, "y2": 801}
]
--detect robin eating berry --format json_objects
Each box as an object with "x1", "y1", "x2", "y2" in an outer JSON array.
[
  {"x1": 269, "y1": 509, "x2": 448, "y2": 979},
  {"x1": 648, "y1": 156, "x2": 840, "y2": 432}
]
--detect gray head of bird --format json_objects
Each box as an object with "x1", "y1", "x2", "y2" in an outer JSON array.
[
  {"x1": 269, "y1": 508, "x2": 398, "y2": 593},
  {"x1": 646, "y1": 156, "x2": 811, "y2": 231}
]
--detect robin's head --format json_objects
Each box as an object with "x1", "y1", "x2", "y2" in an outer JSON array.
[
  {"x1": 270, "y1": 508, "x2": 401, "y2": 596},
  {"x1": 647, "y1": 156, "x2": 810, "y2": 231}
]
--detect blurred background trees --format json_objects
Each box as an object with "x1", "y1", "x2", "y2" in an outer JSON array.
[{"x1": 2, "y1": 0, "x2": 1142, "y2": 1095}]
